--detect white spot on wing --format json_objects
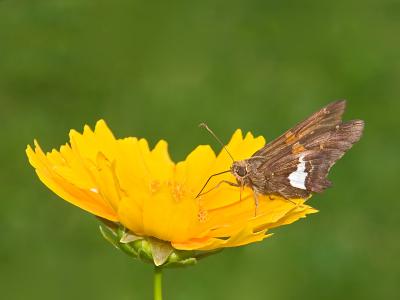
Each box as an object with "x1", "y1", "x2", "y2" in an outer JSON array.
[
  {"x1": 288, "y1": 154, "x2": 307, "y2": 190},
  {"x1": 90, "y1": 188, "x2": 99, "y2": 193}
]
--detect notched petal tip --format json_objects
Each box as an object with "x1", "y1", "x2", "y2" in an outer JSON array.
[
  {"x1": 151, "y1": 139, "x2": 173, "y2": 163},
  {"x1": 153, "y1": 139, "x2": 168, "y2": 149},
  {"x1": 68, "y1": 128, "x2": 80, "y2": 136},
  {"x1": 95, "y1": 119, "x2": 108, "y2": 126},
  {"x1": 26, "y1": 143, "x2": 38, "y2": 167},
  {"x1": 33, "y1": 139, "x2": 41, "y2": 149},
  {"x1": 231, "y1": 128, "x2": 243, "y2": 140},
  {"x1": 94, "y1": 119, "x2": 109, "y2": 131},
  {"x1": 94, "y1": 119, "x2": 116, "y2": 140},
  {"x1": 244, "y1": 131, "x2": 254, "y2": 139},
  {"x1": 25, "y1": 144, "x2": 34, "y2": 155},
  {"x1": 83, "y1": 124, "x2": 93, "y2": 133},
  {"x1": 186, "y1": 144, "x2": 216, "y2": 160}
]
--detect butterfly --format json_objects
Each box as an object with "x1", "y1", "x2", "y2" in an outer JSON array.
[{"x1": 197, "y1": 100, "x2": 364, "y2": 213}]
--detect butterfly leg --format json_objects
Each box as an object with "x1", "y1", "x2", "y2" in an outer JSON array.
[
  {"x1": 195, "y1": 170, "x2": 231, "y2": 198},
  {"x1": 196, "y1": 180, "x2": 239, "y2": 198},
  {"x1": 253, "y1": 191, "x2": 259, "y2": 217},
  {"x1": 277, "y1": 190, "x2": 298, "y2": 206}
]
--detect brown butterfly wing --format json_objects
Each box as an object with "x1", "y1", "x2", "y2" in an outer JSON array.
[
  {"x1": 253, "y1": 100, "x2": 346, "y2": 160},
  {"x1": 248, "y1": 101, "x2": 364, "y2": 199}
]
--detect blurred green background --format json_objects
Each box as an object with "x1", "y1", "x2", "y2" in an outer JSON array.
[{"x1": 1, "y1": 0, "x2": 399, "y2": 299}]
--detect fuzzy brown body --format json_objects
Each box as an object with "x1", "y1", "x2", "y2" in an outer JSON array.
[{"x1": 230, "y1": 100, "x2": 364, "y2": 200}]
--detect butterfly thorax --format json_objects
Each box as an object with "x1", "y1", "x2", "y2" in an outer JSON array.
[{"x1": 231, "y1": 158, "x2": 266, "y2": 190}]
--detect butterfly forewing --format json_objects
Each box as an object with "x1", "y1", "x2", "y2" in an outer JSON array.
[{"x1": 253, "y1": 100, "x2": 346, "y2": 159}]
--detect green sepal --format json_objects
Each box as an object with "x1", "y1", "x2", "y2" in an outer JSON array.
[{"x1": 99, "y1": 224, "x2": 120, "y2": 249}]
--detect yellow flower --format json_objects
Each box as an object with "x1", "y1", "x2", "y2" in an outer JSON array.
[{"x1": 26, "y1": 120, "x2": 317, "y2": 255}]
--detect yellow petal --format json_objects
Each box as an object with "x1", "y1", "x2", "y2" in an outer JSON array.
[{"x1": 26, "y1": 142, "x2": 117, "y2": 221}]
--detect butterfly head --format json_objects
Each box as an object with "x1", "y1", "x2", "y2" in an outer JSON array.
[{"x1": 231, "y1": 160, "x2": 249, "y2": 181}]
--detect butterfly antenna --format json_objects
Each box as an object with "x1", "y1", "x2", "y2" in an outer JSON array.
[{"x1": 199, "y1": 123, "x2": 235, "y2": 161}]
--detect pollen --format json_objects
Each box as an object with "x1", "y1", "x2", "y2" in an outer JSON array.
[
  {"x1": 149, "y1": 180, "x2": 161, "y2": 195},
  {"x1": 197, "y1": 208, "x2": 209, "y2": 223},
  {"x1": 168, "y1": 181, "x2": 185, "y2": 202}
]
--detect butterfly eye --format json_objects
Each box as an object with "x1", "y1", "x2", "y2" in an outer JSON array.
[{"x1": 236, "y1": 166, "x2": 247, "y2": 177}]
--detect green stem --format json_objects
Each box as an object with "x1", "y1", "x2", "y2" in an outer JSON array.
[{"x1": 153, "y1": 266, "x2": 163, "y2": 300}]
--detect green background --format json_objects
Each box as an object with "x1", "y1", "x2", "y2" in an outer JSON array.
[{"x1": 1, "y1": 1, "x2": 399, "y2": 299}]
